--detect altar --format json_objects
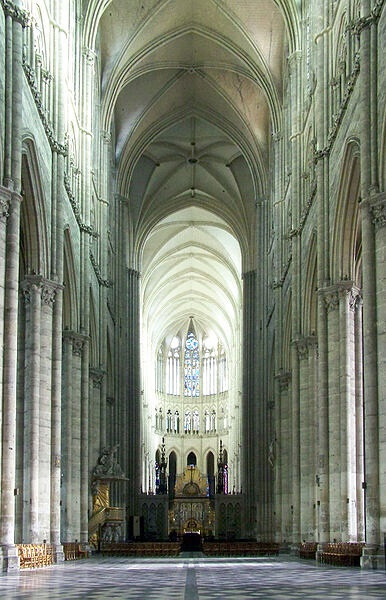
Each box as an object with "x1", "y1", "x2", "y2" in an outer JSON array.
[{"x1": 168, "y1": 466, "x2": 215, "y2": 537}]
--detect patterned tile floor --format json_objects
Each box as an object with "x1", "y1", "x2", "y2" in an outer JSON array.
[{"x1": 0, "y1": 555, "x2": 385, "y2": 599}]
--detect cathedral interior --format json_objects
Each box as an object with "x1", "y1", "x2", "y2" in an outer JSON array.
[{"x1": 0, "y1": 0, "x2": 385, "y2": 579}]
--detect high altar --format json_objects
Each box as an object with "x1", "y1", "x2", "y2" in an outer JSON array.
[{"x1": 169, "y1": 466, "x2": 215, "y2": 536}]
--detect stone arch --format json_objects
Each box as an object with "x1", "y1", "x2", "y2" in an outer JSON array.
[
  {"x1": 63, "y1": 229, "x2": 78, "y2": 331},
  {"x1": 282, "y1": 294, "x2": 292, "y2": 372},
  {"x1": 187, "y1": 451, "x2": 197, "y2": 466},
  {"x1": 381, "y1": 104, "x2": 386, "y2": 191},
  {"x1": 20, "y1": 140, "x2": 49, "y2": 278},
  {"x1": 168, "y1": 450, "x2": 177, "y2": 498},
  {"x1": 89, "y1": 289, "x2": 98, "y2": 367},
  {"x1": 331, "y1": 141, "x2": 361, "y2": 285},
  {"x1": 302, "y1": 232, "x2": 317, "y2": 336},
  {"x1": 206, "y1": 450, "x2": 215, "y2": 496}
]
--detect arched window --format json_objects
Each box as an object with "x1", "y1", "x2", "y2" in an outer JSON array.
[
  {"x1": 156, "y1": 348, "x2": 164, "y2": 392},
  {"x1": 187, "y1": 451, "x2": 196, "y2": 466},
  {"x1": 184, "y1": 332, "x2": 200, "y2": 397},
  {"x1": 218, "y1": 350, "x2": 228, "y2": 393},
  {"x1": 166, "y1": 342, "x2": 180, "y2": 395}
]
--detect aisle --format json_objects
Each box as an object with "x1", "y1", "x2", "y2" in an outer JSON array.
[{"x1": 0, "y1": 555, "x2": 385, "y2": 599}]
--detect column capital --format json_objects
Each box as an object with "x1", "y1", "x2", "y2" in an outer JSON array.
[
  {"x1": 292, "y1": 335, "x2": 317, "y2": 360},
  {"x1": 0, "y1": 0, "x2": 29, "y2": 27},
  {"x1": 319, "y1": 282, "x2": 362, "y2": 312},
  {"x1": 368, "y1": 192, "x2": 386, "y2": 230},
  {"x1": 0, "y1": 186, "x2": 12, "y2": 222},
  {"x1": 275, "y1": 371, "x2": 291, "y2": 391},
  {"x1": 82, "y1": 46, "x2": 96, "y2": 65},
  {"x1": 21, "y1": 275, "x2": 63, "y2": 306},
  {"x1": 337, "y1": 283, "x2": 362, "y2": 311},
  {"x1": 62, "y1": 329, "x2": 89, "y2": 356},
  {"x1": 89, "y1": 367, "x2": 105, "y2": 389},
  {"x1": 41, "y1": 280, "x2": 62, "y2": 306},
  {"x1": 20, "y1": 276, "x2": 42, "y2": 304},
  {"x1": 320, "y1": 286, "x2": 339, "y2": 312}
]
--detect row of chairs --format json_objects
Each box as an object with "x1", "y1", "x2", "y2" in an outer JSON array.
[
  {"x1": 16, "y1": 544, "x2": 53, "y2": 569},
  {"x1": 203, "y1": 542, "x2": 280, "y2": 557},
  {"x1": 317, "y1": 542, "x2": 364, "y2": 566},
  {"x1": 299, "y1": 542, "x2": 317, "y2": 559},
  {"x1": 62, "y1": 542, "x2": 89, "y2": 561},
  {"x1": 100, "y1": 542, "x2": 181, "y2": 556}
]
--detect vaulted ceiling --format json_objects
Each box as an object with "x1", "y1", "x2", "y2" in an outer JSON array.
[{"x1": 86, "y1": 0, "x2": 294, "y2": 353}]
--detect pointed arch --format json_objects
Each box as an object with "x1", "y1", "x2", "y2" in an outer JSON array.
[
  {"x1": 63, "y1": 228, "x2": 78, "y2": 330},
  {"x1": 331, "y1": 140, "x2": 361, "y2": 285},
  {"x1": 89, "y1": 289, "x2": 98, "y2": 367},
  {"x1": 20, "y1": 139, "x2": 49, "y2": 278},
  {"x1": 283, "y1": 293, "x2": 292, "y2": 371},
  {"x1": 303, "y1": 232, "x2": 318, "y2": 336}
]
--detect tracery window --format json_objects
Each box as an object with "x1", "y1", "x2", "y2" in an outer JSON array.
[
  {"x1": 218, "y1": 350, "x2": 228, "y2": 393},
  {"x1": 166, "y1": 338, "x2": 180, "y2": 395},
  {"x1": 156, "y1": 348, "x2": 164, "y2": 393},
  {"x1": 184, "y1": 332, "x2": 200, "y2": 397},
  {"x1": 203, "y1": 349, "x2": 217, "y2": 395}
]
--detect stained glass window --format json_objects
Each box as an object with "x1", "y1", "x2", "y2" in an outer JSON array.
[{"x1": 184, "y1": 332, "x2": 200, "y2": 397}]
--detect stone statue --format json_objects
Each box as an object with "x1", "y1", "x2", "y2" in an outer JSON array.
[
  {"x1": 268, "y1": 438, "x2": 276, "y2": 468},
  {"x1": 93, "y1": 444, "x2": 124, "y2": 478}
]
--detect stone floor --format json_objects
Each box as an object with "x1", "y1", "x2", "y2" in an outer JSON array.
[{"x1": 0, "y1": 555, "x2": 385, "y2": 599}]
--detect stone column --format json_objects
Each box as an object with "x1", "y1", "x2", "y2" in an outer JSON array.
[
  {"x1": 38, "y1": 282, "x2": 57, "y2": 541},
  {"x1": 276, "y1": 372, "x2": 291, "y2": 545},
  {"x1": 0, "y1": 188, "x2": 11, "y2": 494},
  {"x1": 61, "y1": 331, "x2": 73, "y2": 541},
  {"x1": 323, "y1": 288, "x2": 341, "y2": 540},
  {"x1": 338, "y1": 284, "x2": 360, "y2": 541},
  {"x1": 20, "y1": 277, "x2": 42, "y2": 543},
  {"x1": 288, "y1": 48, "x2": 302, "y2": 549},
  {"x1": 126, "y1": 268, "x2": 141, "y2": 517},
  {"x1": 359, "y1": 0, "x2": 381, "y2": 568},
  {"x1": 0, "y1": 192, "x2": 22, "y2": 571},
  {"x1": 297, "y1": 337, "x2": 317, "y2": 542},
  {"x1": 50, "y1": 0, "x2": 67, "y2": 562},
  {"x1": 360, "y1": 194, "x2": 380, "y2": 565},
  {"x1": 89, "y1": 368, "x2": 104, "y2": 483},
  {"x1": 62, "y1": 332, "x2": 84, "y2": 541},
  {"x1": 50, "y1": 283, "x2": 63, "y2": 560},
  {"x1": 241, "y1": 269, "x2": 258, "y2": 538},
  {"x1": 366, "y1": 193, "x2": 385, "y2": 563},
  {"x1": 0, "y1": 0, "x2": 25, "y2": 571},
  {"x1": 354, "y1": 297, "x2": 365, "y2": 541},
  {"x1": 80, "y1": 338, "x2": 90, "y2": 543},
  {"x1": 314, "y1": 0, "x2": 330, "y2": 552},
  {"x1": 316, "y1": 291, "x2": 329, "y2": 545}
]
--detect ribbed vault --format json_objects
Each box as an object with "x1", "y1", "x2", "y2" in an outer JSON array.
[{"x1": 141, "y1": 205, "x2": 242, "y2": 358}]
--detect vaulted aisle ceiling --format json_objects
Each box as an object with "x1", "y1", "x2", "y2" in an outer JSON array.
[{"x1": 91, "y1": 0, "x2": 289, "y2": 351}]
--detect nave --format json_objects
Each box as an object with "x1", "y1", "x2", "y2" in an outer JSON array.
[{"x1": 0, "y1": 556, "x2": 385, "y2": 600}]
